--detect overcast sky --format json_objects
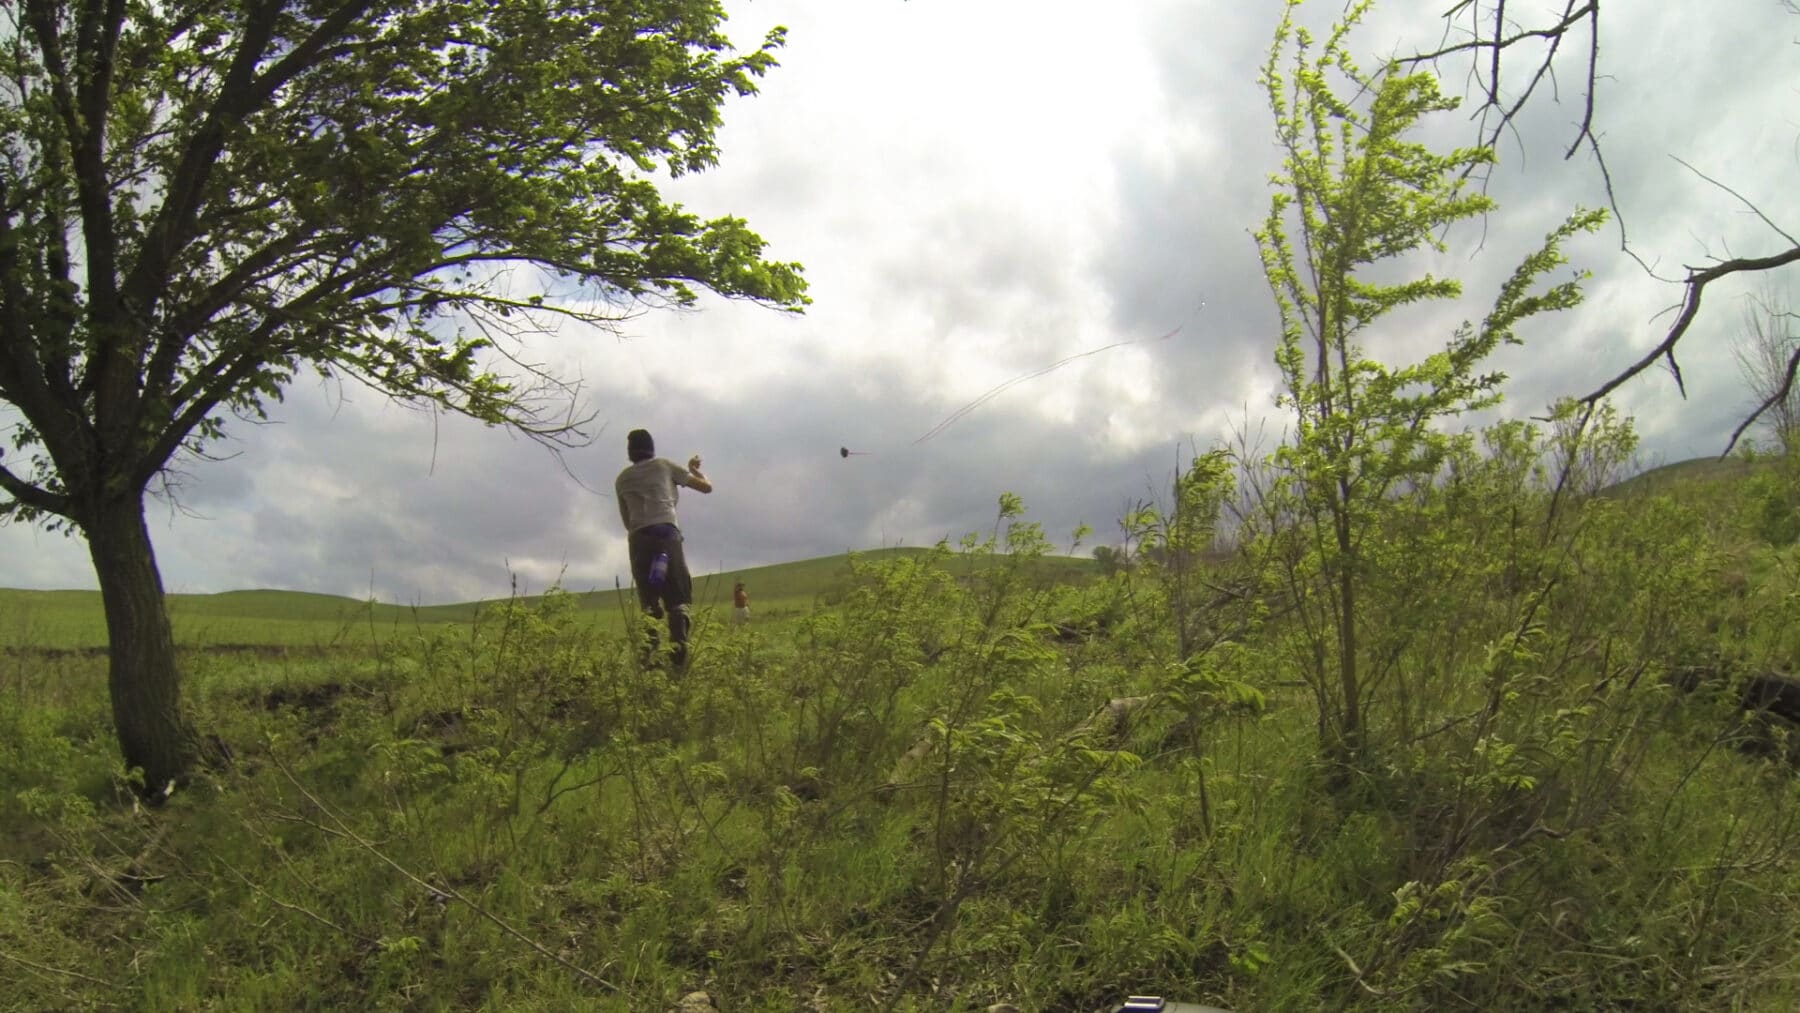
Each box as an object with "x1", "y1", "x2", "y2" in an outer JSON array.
[{"x1": 4, "y1": 0, "x2": 1798, "y2": 605}]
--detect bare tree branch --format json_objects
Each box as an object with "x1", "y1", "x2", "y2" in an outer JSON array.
[
  {"x1": 1580, "y1": 246, "x2": 1800, "y2": 406},
  {"x1": 1671, "y1": 156, "x2": 1800, "y2": 249},
  {"x1": 1725, "y1": 340, "x2": 1800, "y2": 455},
  {"x1": 1564, "y1": 0, "x2": 1600, "y2": 160},
  {"x1": 1407, "y1": 0, "x2": 1599, "y2": 161},
  {"x1": 1415, "y1": 0, "x2": 1800, "y2": 451},
  {"x1": 1725, "y1": 282, "x2": 1800, "y2": 454},
  {"x1": 0, "y1": 948, "x2": 118, "y2": 991}
]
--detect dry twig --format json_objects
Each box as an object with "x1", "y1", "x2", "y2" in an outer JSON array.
[
  {"x1": 0, "y1": 948, "x2": 120, "y2": 990},
  {"x1": 271, "y1": 754, "x2": 618, "y2": 993}
]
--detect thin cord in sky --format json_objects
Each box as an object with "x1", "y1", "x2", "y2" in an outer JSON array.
[
  {"x1": 836, "y1": 301, "x2": 1204, "y2": 458},
  {"x1": 911, "y1": 315, "x2": 1195, "y2": 445}
]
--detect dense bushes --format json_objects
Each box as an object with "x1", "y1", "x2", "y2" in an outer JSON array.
[{"x1": 3, "y1": 461, "x2": 1797, "y2": 1009}]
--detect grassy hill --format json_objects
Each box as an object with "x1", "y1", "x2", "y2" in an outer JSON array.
[
  {"x1": 9, "y1": 451, "x2": 1785, "y2": 651},
  {"x1": 0, "y1": 586, "x2": 465, "y2": 652},
  {"x1": 4, "y1": 451, "x2": 1798, "y2": 1011},
  {"x1": 1600, "y1": 454, "x2": 1762, "y2": 498},
  {"x1": 0, "y1": 547, "x2": 1100, "y2": 651},
  {"x1": 7, "y1": 452, "x2": 1784, "y2": 653}
]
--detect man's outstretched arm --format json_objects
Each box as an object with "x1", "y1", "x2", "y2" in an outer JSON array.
[{"x1": 685, "y1": 455, "x2": 713, "y2": 494}]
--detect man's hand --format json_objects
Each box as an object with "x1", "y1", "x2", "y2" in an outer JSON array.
[{"x1": 685, "y1": 454, "x2": 714, "y2": 494}]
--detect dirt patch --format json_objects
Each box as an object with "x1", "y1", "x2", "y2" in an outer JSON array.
[
  {"x1": 411, "y1": 707, "x2": 465, "y2": 735},
  {"x1": 1670, "y1": 663, "x2": 1800, "y2": 766},
  {"x1": 2, "y1": 643, "x2": 341, "y2": 661},
  {"x1": 256, "y1": 680, "x2": 381, "y2": 723},
  {"x1": 195, "y1": 643, "x2": 339, "y2": 659},
  {"x1": 0, "y1": 645, "x2": 108, "y2": 660},
  {"x1": 1742, "y1": 671, "x2": 1800, "y2": 724},
  {"x1": 260, "y1": 680, "x2": 358, "y2": 712}
]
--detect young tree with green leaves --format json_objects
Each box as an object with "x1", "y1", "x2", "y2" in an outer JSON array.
[
  {"x1": 1255, "y1": 0, "x2": 1604, "y2": 764},
  {"x1": 0, "y1": 0, "x2": 807, "y2": 793}
]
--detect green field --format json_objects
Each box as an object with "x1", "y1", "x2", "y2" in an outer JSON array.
[
  {"x1": 1600, "y1": 453, "x2": 1763, "y2": 497},
  {"x1": 0, "y1": 547, "x2": 1101, "y2": 651},
  {"x1": 8, "y1": 449, "x2": 1761, "y2": 655},
  {"x1": 4, "y1": 457, "x2": 1798, "y2": 1011}
]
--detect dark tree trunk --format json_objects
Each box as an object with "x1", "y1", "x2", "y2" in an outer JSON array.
[{"x1": 83, "y1": 494, "x2": 197, "y2": 794}]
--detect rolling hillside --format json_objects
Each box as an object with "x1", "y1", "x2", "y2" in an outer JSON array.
[
  {"x1": 12, "y1": 449, "x2": 1776, "y2": 651},
  {"x1": 0, "y1": 547, "x2": 1101, "y2": 650}
]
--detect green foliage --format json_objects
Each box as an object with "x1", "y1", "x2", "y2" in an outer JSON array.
[
  {"x1": 5, "y1": 4, "x2": 1800, "y2": 1010},
  {"x1": 0, "y1": 0, "x2": 808, "y2": 528},
  {"x1": 1255, "y1": 0, "x2": 1605, "y2": 762},
  {"x1": 3, "y1": 467, "x2": 1800, "y2": 1010},
  {"x1": 783, "y1": 547, "x2": 962, "y2": 786},
  {"x1": 0, "y1": 0, "x2": 812, "y2": 791},
  {"x1": 1743, "y1": 462, "x2": 1800, "y2": 547},
  {"x1": 0, "y1": 549, "x2": 1092, "y2": 652},
  {"x1": 1124, "y1": 449, "x2": 1245, "y2": 658}
]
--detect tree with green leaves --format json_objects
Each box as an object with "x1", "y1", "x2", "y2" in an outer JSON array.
[
  {"x1": 1255, "y1": 0, "x2": 1604, "y2": 764},
  {"x1": 0, "y1": 0, "x2": 807, "y2": 794}
]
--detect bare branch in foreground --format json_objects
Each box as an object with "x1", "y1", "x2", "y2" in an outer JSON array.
[
  {"x1": 0, "y1": 949, "x2": 120, "y2": 991},
  {"x1": 1726, "y1": 339, "x2": 1800, "y2": 455},
  {"x1": 1580, "y1": 246, "x2": 1800, "y2": 406}
]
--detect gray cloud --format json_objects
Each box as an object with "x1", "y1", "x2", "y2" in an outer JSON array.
[
  {"x1": 3, "y1": 0, "x2": 1796, "y2": 603},
  {"x1": 1107, "y1": 0, "x2": 1800, "y2": 454}
]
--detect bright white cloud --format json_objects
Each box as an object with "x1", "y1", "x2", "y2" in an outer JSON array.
[{"x1": 3, "y1": 0, "x2": 1797, "y2": 602}]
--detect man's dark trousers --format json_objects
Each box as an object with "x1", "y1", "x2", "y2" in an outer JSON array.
[{"x1": 628, "y1": 523, "x2": 691, "y2": 667}]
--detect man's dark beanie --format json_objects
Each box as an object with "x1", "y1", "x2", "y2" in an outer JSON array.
[{"x1": 627, "y1": 429, "x2": 655, "y2": 462}]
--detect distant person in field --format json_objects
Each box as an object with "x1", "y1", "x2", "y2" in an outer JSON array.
[
  {"x1": 615, "y1": 429, "x2": 711, "y2": 668},
  {"x1": 733, "y1": 581, "x2": 750, "y2": 625}
]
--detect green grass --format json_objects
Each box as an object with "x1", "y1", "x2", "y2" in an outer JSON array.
[
  {"x1": 0, "y1": 586, "x2": 458, "y2": 651},
  {"x1": 4, "y1": 463, "x2": 1798, "y2": 1011},
  {"x1": 0, "y1": 547, "x2": 1101, "y2": 650},
  {"x1": 1602, "y1": 453, "x2": 1765, "y2": 499}
]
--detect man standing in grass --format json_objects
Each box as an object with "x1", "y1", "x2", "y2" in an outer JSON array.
[
  {"x1": 616, "y1": 429, "x2": 711, "y2": 667},
  {"x1": 733, "y1": 581, "x2": 751, "y2": 625}
]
